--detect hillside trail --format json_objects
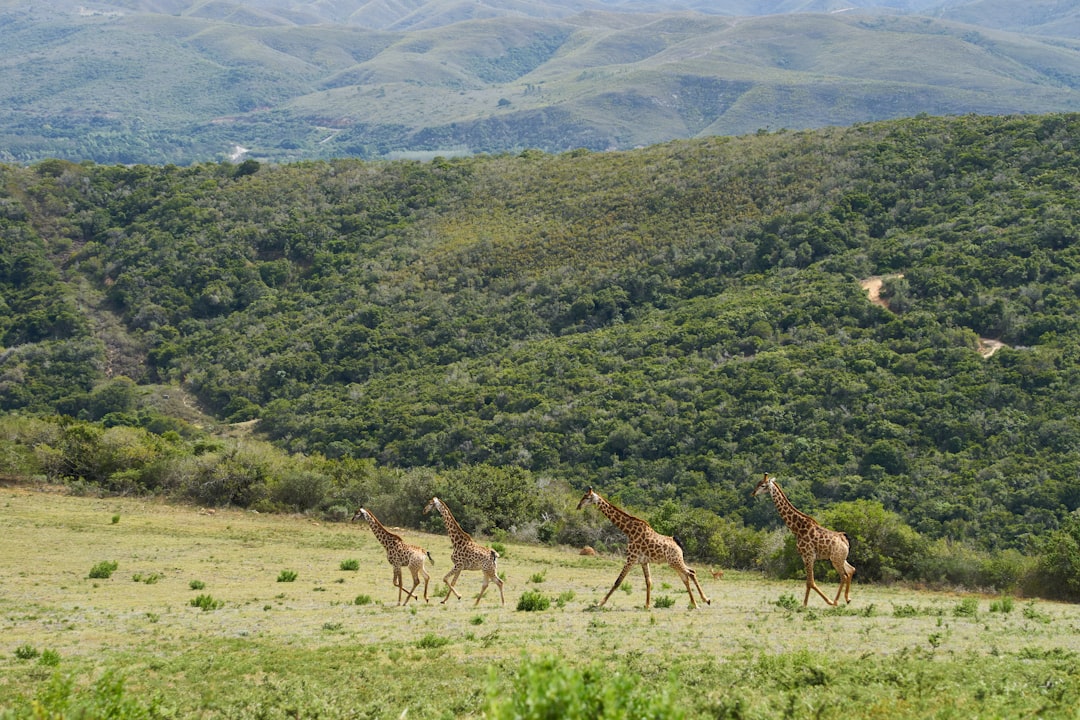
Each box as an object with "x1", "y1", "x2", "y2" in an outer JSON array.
[{"x1": 859, "y1": 274, "x2": 1006, "y2": 358}]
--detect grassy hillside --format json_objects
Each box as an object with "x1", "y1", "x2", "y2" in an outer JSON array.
[
  {"x1": 2, "y1": 488, "x2": 1079, "y2": 719},
  {"x1": 2, "y1": 2, "x2": 1080, "y2": 163},
  {"x1": 3, "y1": 112, "x2": 1080, "y2": 568}
]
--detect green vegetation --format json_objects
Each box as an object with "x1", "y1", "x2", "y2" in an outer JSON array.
[
  {"x1": 3, "y1": 489, "x2": 1080, "y2": 720},
  {"x1": 87, "y1": 561, "x2": 118, "y2": 579},
  {"x1": 3, "y1": 112, "x2": 1080, "y2": 601}
]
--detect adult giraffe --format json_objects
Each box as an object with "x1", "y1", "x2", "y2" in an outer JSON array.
[
  {"x1": 577, "y1": 487, "x2": 711, "y2": 609},
  {"x1": 423, "y1": 497, "x2": 504, "y2": 606},
  {"x1": 351, "y1": 507, "x2": 433, "y2": 605},
  {"x1": 751, "y1": 472, "x2": 855, "y2": 606}
]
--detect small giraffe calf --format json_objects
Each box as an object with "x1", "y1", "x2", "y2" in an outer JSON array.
[
  {"x1": 423, "y1": 497, "x2": 504, "y2": 606},
  {"x1": 351, "y1": 507, "x2": 433, "y2": 606}
]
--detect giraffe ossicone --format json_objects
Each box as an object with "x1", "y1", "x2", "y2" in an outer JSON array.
[
  {"x1": 577, "y1": 486, "x2": 711, "y2": 609},
  {"x1": 423, "y1": 496, "x2": 504, "y2": 606},
  {"x1": 751, "y1": 473, "x2": 855, "y2": 606},
  {"x1": 351, "y1": 507, "x2": 432, "y2": 605}
]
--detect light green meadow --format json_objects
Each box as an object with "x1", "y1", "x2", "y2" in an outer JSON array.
[{"x1": 2, "y1": 486, "x2": 1079, "y2": 719}]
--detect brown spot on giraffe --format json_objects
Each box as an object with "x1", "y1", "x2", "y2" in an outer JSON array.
[
  {"x1": 751, "y1": 472, "x2": 855, "y2": 606},
  {"x1": 577, "y1": 487, "x2": 711, "y2": 609},
  {"x1": 423, "y1": 497, "x2": 504, "y2": 606},
  {"x1": 351, "y1": 507, "x2": 433, "y2": 605}
]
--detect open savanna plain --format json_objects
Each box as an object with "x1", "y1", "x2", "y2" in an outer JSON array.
[{"x1": 3, "y1": 485, "x2": 1079, "y2": 719}]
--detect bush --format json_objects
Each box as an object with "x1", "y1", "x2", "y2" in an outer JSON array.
[
  {"x1": 485, "y1": 656, "x2": 685, "y2": 719},
  {"x1": 190, "y1": 594, "x2": 223, "y2": 611},
  {"x1": 517, "y1": 590, "x2": 551, "y2": 612},
  {"x1": 340, "y1": 559, "x2": 360, "y2": 571},
  {"x1": 277, "y1": 570, "x2": 298, "y2": 582},
  {"x1": 89, "y1": 561, "x2": 118, "y2": 579},
  {"x1": 14, "y1": 644, "x2": 39, "y2": 660},
  {"x1": 1032, "y1": 513, "x2": 1080, "y2": 601}
]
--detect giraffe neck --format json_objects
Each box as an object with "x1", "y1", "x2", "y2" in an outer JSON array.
[
  {"x1": 365, "y1": 511, "x2": 401, "y2": 550},
  {"x1": 769, "y1": 482, "x2": 817, "y2": 535},
  {"x1": 594, "y1": 495, "x2": 650, "y2": 537},
  {"x1": 435, "y1": 501, "x2": 472, "y2": 544}
]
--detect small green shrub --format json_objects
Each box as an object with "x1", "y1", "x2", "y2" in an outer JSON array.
[
  {"x1": 14, "y1": 644, "x2": 39, "y2": 660},
  {"x1": 417, "y1": 633, "x2": 450, "y2": 649},
  {"x1": 775, "y1": 593, "x2": 800, "y2": 611},
  {"x1": 556, "y1": 590, "x2": 575, "y2": 608},
  {"x1": 277, "y1": 570, "x2": 298, "y2": 582},
  {"x1": 189, "y1": 580, "x2": 206, "y2": 590},
  {"x1": 339, "y1": 559, "x2": 360, "y2": 571},
  {"x1": 485, "y1": 655, "x2": 684, "y2": 719},
  {"x1": 132, "y1": 572, "x2": 162, "y2": 584},
  {"x1": 989, "y1": 596, "x2": 1014, "y2": 613},
  {"x1": 953, "y1": 597, "x2": 979, "y2": 618},
  {"x1": 190, "y1": 594, "x2": 223, "y2": 611},
  {"x1": 39, "y1": 649, "x2": 61, "y2": 666},
  {"x1": 89, "y1": 561, "x2": 118, "y2": 579},
  {"x1": 111, "y1": 515, "x2": 120, "y2": 524},
  {"x1": 471, "y1": 615, "x2": 485, "y2": 625},
  {"x1": 354, "y1": 594, "x2": 372, "y2": 606},
  {"x1": 529, "y1": 570, "x2": 547, "y2": 584},
  {"x1": 1023, "y1": 603, "x2": 1052, "y2": 624},
  {"x1": 517, "y1": 590, "x2": 551, "y2": 612},
  {"x1": 652, "y1": 595, "x2": 676, "y2": 609}
]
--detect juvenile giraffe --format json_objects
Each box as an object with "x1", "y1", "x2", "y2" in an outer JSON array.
[
  {"x1": 423, "y1": 497, "x2": 504, "y2": 606},
  {"x1": 751, "y1": 473, "x2": 855, "y2": 606},
  {"x1": 577, "y1": 487, "x2": 711, "y2": 609},
  {"x1": 350, "y1": 507, "x2": 433, "y2": 606}
]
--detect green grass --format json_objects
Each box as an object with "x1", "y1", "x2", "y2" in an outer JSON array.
[{"x1": 2, "y1": 488, "x2": 1080, "y2": 719}]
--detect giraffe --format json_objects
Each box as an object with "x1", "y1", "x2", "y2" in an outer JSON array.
[
  {"x1": 751, "y1": 472, "x2": 855, "y2": 607},
  {"x1": 576, "y1": 487, "x2": 711, "y2": 609},
  {"x1": 350, "y1": 507, "x2": 433, "y2": 606},
  {"x1": 423, "y1": 497, "x2": 504, "y2": 606}
]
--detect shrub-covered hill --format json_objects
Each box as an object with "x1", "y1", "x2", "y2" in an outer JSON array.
[{"x1": 2, "y1": 112, "x2": 1080, "y2": 553}]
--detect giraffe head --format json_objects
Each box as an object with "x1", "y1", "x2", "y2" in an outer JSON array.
[
  {"x1": 423, "y1": 497, "x2": 441, "y2": 515},
  {"x1": 576, "y1": 487, "x2": 601, "y2": 510},
  {"x1": 751, "y1": 473, "x2": 775, "y2": 498},
  {"x1": 350, "y1": 507, "x2": 372, "y2": 523}
]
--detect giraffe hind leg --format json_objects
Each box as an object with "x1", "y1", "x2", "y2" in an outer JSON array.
[{"x1": 642, "y1": 563, "x2": 653, "y2": 609}]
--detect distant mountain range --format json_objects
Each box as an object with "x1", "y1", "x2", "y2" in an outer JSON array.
[{"x1": 2, "y1": 0, "x2": 1079, "y2": 163}]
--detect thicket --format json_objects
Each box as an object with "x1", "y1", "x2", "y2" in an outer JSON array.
[{"x1": 2, "y1": 113, "x2": 1080, "y2": 597}]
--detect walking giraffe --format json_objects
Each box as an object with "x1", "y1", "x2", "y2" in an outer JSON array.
[
  {"x1": 351, "y1": 507, "x2": 433, "y2": 605},
  {"x1": 423, "y1": 497, "x2": 504, "y2": 606},
  {"x1": 577, "y1": 487, "x2": 711, "y2": 609},
  {"x1": 751, "y1": 473, "x2": 855, "y2": 606}
]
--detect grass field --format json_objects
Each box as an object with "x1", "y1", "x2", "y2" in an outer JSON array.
[{"x1": 2, "y1": 484, "x2": 1079, "y2": 718}]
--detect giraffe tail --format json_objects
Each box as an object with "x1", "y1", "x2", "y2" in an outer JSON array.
[
  {"x1": 427, "y1": 550, "x2": 435, "y2": 567},
  {"x1": 672, "y1": 534, "x2": 685, "y2": 550}
]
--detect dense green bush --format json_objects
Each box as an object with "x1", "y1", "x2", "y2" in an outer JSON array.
[{"x1": 485, "y1": 656, "x2": 684, "y2": 720}]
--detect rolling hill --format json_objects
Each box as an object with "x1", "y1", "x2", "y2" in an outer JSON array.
[{"x1": 2, "y1": 0, "x2": 1080, "y2": 163}]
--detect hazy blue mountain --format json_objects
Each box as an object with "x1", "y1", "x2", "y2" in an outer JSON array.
[{"x1": 2, "y1": 0, "x2": 1079, "y2": 163}]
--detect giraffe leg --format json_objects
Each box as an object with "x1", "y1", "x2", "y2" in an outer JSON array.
[
  {"x1": 393, "y1": 567, "x2": 405, "y2": 605},
  {"x1": 494, "y1": 572, "x2": 505, "y2": 606},
  {"x1": 804, "y1": 558, "x2": 835, "y2": 606},
  {"x1": 642, "y1": 563, "x2": 653, "y2": 609},
  {"x1": 421, "y1": 566, "x2": 431, "y2": 603},
  {"x1": 674, "y1": 567, "x2": 698, "y2": 609},
  {"x1": 442, "y1": 567, "x2": 463, "y2": 603},
  {"x1": 833, "y1": 560, "x2": 855, "y2": 605},
  {"x1": 688, "y1": 568, "x2": 711, "y2": 606},
  {"x1": 599, "y1": 560, "x2": 636, "y2": 607},
  {"x1": 475, "y1": 573, "x2": 490, "y2": 605},
  {"x1": 403, "y1": 569, "x2": 422, "y2": 607}
]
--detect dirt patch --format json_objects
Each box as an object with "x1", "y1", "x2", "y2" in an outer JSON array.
[{"x1": 860, "y1": 274, "x2": 902, "y2": 309}]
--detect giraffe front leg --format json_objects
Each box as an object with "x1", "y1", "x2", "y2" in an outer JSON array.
[
  {"x1": 599, "y1": 560, "x2": 636, "y2": 607},
  {"x1": 442, "y1": 567, "x2": 463, "y2": 603},
  {"x1": 393, "y1": 567, "x2": 405, "y2": 606},
  {"x1": 804, "y1": 559, "x2": 835, "y2": 606}
]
